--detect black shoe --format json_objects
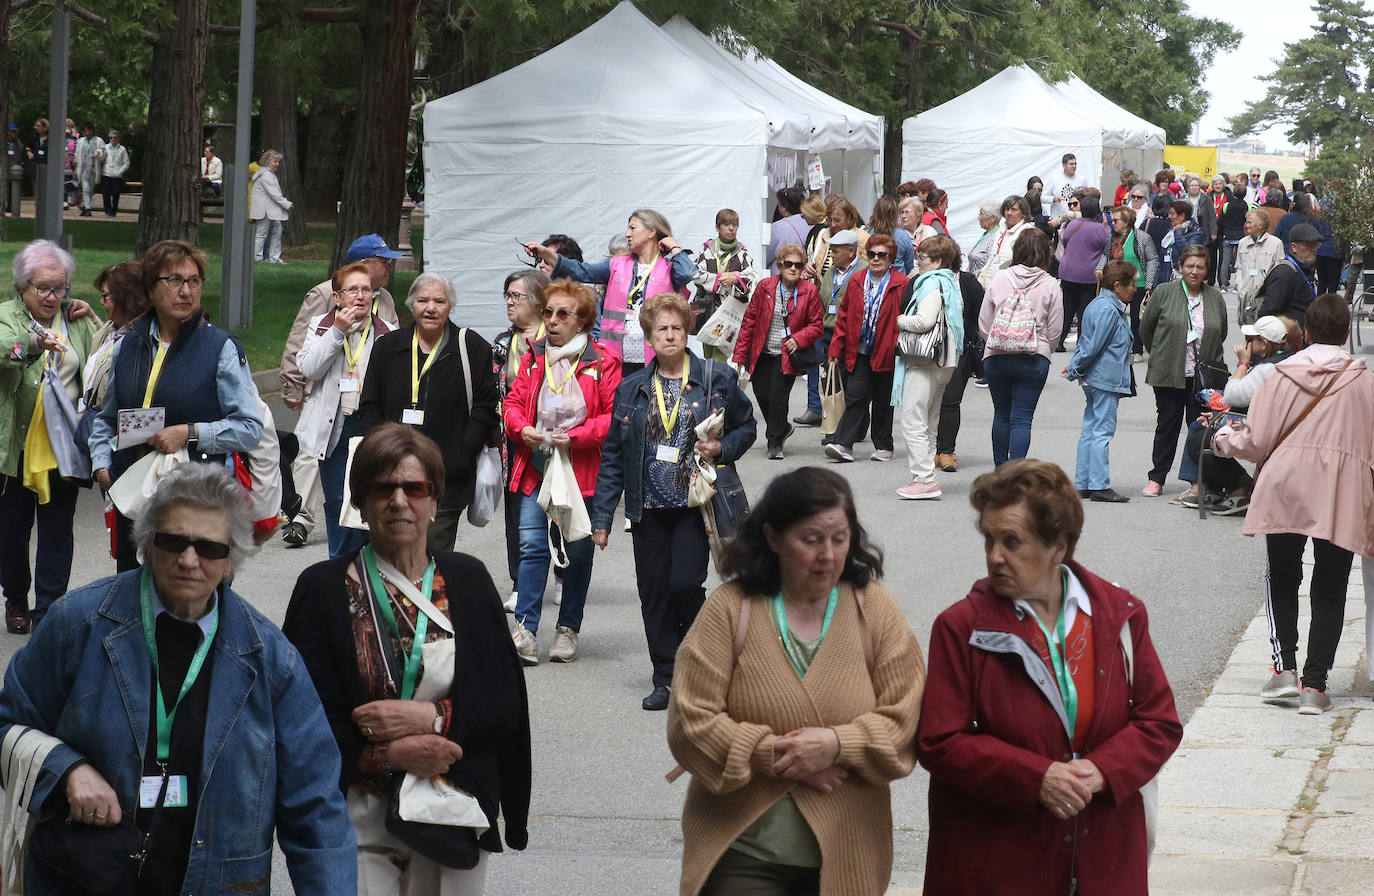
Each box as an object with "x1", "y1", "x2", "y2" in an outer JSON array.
[
  {"x1": 780, "y1": 423, "x2": 795, "y2": 445},
  {"x1": 792, "y1": 410, "x2": 822, "y2": 427},
  {"x1": 6, "y1": 603, "x2": 30, "y2": 635},
  {"x1": 642, "y1": 685, "x2": 671, "y2": 711},
  {"x1": 283, "y1": 493, "x2": 303, "y2": 521},
  {"x1": 767, "y1": 446, "x2": 784, "y2": 460},
  {"x1": 1088, "y1": 488, "x2": 1130, "y2": 503},
  {"x1": 282, "y1": 521, "x2": 307, "y2": 547},
  {"x1": 1077, "y1": 489, "x2": 1091, "y2": 498},
  {"x1": 79, "y1": 208, "x2": 91, "y2": 216}
]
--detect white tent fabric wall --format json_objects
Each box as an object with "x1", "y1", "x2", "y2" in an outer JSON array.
[
  {"x1": 1049, "y1": 74, "x2": 1165, "y2": 195},
  {"x1": 901, "y1": 66, "x2": 1103, "y2": 253}
]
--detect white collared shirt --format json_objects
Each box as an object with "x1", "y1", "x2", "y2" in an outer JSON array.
[
  {"x1": 151, "y1": 587, "x2": 219, "y2": 641},
  {"x1": 1012, "y1": 565, "x2": 1093, "y2": 635}
]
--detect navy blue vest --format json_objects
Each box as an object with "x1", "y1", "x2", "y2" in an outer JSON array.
[{"x1": 109, "y1": 312, "x2": 240, "y2": 478}]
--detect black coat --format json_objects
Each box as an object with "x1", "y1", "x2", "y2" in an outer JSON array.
[
  {"x1": 282, "y1": 550, "x2": 531, "y2": 855},
  {"x1": 358, "y1": 321, "x2": 500, "y2": 511},
  {"x1": 1257, "y1": 259, "x2": 1318, "y2": 326}
]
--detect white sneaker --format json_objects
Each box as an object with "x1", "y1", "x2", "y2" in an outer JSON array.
[
  {"x1": 825, "y1": 443, "x2": 854, "y2": 463},
  {"x1": 512, "y1": 627, "x2": 538, "y2": 665},
  {"x1": 552, "y1": 577, "x2": 563, "y2": 606},
  {"x1": 549, "y1": 626, "x2": 578, "y2": 662},
  {"x1": 870, "y1": 449, "x2": 894, "y2": 462},
  {"x1": 503, "y1": 590, "x2": 517, "y2": 613}
]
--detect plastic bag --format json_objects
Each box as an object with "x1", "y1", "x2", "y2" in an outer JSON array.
[{"x1": 467, "y1": 445, "x2": 501, "y2": 527}]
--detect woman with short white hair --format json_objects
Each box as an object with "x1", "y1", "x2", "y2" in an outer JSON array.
[{"x1": 249, "y1": 149, "x2": 292, "y2": 263}]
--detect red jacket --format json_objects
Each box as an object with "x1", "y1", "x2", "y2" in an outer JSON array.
[
  {"x1": 504, "y1": 337, "x2": 622, "y2": 498},
  {"x1": 828, "y1": 268, "x2": 909, "y2": 372},
  {"x1": 915, "y1": 563, "x2": 1182, "y2": 896},
  {"x1": 730, "y1": 276, "x2": 823, "y2": 376}
]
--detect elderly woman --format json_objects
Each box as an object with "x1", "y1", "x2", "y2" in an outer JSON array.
[
  {"x1": 524, "y1": 209, "x2": 694, "y2": 374},
  {"x1": 285, "y1": 424, "x2": 530, "y2": 892},
  {"x1": 248, "y1": 149, "x2": 292, "y2": 264},
  {"x1": 667, "y1": 466, "x2": 925, "y2": 896},
  {"x1": 965, "y1": 199, "x2": 1002, "y2": 276},
  {"x1": 1055, "y1": 194, "x2": 1111, "y2": 353},
  {"x1": 826, "y1": 233, "x2": 909, "y2": 464},
  {"x1": 800, "y1": 195, "x2": 830, "y2": 264},
  {"x1": 504, "y1": 279, "x2": 621, "y2": 665},
  {"x1": 976, "y1": 195, "x2": 1034, "y2": 288},
  {"x1": 0, "y1": 463, "x2": 356, "y2": 894},
  {"x1": 358, "y1": 272, "x2": 499, "y2": 552},
  {"x1": 493, "y1": 269, "x2": 550, "y2": 608},
  {"x1": 732, "y1": 241, "x2": 822, "y2": 459},
  {"x1": 593, "y1": 293, "x2": 756, "y2": 710},
  {"x1": 979, "y1": 229, "x2": 1063, "y2": 466},
  {"x1": 917, "y1": 459, "x2": 1182, "y2": 895},
  {"x1": 81, "y1": 260, "x2": 147, "y2": 416},
  {"x1": 1160, "y1": 199, "x2": 1205, "y2": 279},
  {"x1": 90, "y1": 240, "x2": 263, "y2": 571},
  {"x1": 1064, "y1": 260, "x2": 1137, "y2": 503},
  {"x1": 0, "y1": 241, "x2": 97, "y2": 633},
  {"x1": 1140, "y1": 244, "x2": 1228, "y2": 498},
  {"x1": 897, "y1": 196, "x2": 924, "y2": 241},
  {"x1": 893, "y1": 234, "x2": 963, "y2": 500},
  {"x1": 1102, "y1": 205, "x2": 1158, "y2": 361},
  {"x1": 1234, "y1": 208, "x2": 1285, "y2": 322},
  {"x1": 692, "y1": 208, "x2": 759, "y2": 358},
  {"x1": 297, "y1": 261, "x2": 394, "y2": 557},
  {"x1": 807, "y1": 194, "x2": 869, "y2": 282},
  {"x1": 1214, "y1": 296, "x2": 1374, "y2": 713}
]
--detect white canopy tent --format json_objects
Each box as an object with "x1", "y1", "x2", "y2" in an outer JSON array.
[
  {"x1": 901, "y1": 66, "x2": 1103, "y2": 252},
  {"x1": 1048, "y1": 73, "x2": 1165, "y2": 194}
]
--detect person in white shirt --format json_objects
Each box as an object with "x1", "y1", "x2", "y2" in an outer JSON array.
[
  {"x1": 100, "y1": 130, "x2": 131, "y2": 217},
  {"x1": 1042, "y1": 153, "x2": 1088, "y2": 218},
  {"x1": 201, "y1": 145, "x2": 224, "y2": 197}
]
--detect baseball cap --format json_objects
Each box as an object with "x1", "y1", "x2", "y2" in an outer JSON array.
[
  {"x1": 1241, "y1": 316, "x2": 1288, "y2": 345},
  {"x1": 1288, "y1": 223, "x2": 1322, "y2": 244},
  {"x1": 828, "y1": 230, "x2": 859, "y2": 247},
  {"x1": 346, "y1": 234, "x2": 403, "y2": 262}
]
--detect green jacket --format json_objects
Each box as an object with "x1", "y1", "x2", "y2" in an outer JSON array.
[
  {"x1": 0, "y1": 296, "x2": 97, "y2": 478},
  {"x1": 1140, "y1": 279, "x2": 1227, "y2": 390}
]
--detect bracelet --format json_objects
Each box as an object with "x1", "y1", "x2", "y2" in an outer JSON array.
[{"x1": 830, "y1": 727, "x2": 842, "y2": 765}]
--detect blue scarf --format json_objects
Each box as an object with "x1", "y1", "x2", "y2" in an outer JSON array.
[{"x1": 891, "y1": 268, "x2": 964, "y2": 405}]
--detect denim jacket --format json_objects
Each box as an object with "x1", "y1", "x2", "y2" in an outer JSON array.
[
  {"x1": 591, "y1": 352, "x2": 756, "y2": 529},
  {"x1": 1066, "y1": 291, "x2": 1133, "y2": 395},
  {"x1": 0, "y1": 571, "x2": 357, "y2": 896}
]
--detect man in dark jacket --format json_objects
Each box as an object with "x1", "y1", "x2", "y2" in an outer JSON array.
[{"x1": 1256, "y1": 222, "x2": 1321, "y2": 327}]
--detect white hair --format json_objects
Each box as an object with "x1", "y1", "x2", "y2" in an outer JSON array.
[
  {"x1": 134, "y1": 463, "x2": 255, "y2": 566},
  {"x1": 405, "y1": 271, "x2": 456, "y2": 312},
  {"x1": 13, "y1": 240, "x2": 75, "y2": 289}
]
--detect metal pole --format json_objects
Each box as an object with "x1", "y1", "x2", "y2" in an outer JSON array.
[
  {"x1": 220, "y1": 0, "x2": 256, "y2": 330},
  {"x1": 39, "y1": 3, "x2": 69, "y2": 244}
]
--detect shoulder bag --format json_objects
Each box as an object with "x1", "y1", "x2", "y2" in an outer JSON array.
[
  {"x1": 985, "y1": 274, "x2": 1045, "y2": 353},
  {"x1": 897, "y1": 279, "x2": 948, "y2": 364}
]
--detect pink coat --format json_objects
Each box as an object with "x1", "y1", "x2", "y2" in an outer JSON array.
[{"x1": 1213, "y1": 343, "x2": 1374, "y2": 556}]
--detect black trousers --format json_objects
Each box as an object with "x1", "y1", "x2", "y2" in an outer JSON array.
[
  {"x1": 935, "y1": 343, "x2": 982, "y2": 454},
  {"x1": 701, "y1": 848, "x2": 820, "y2": 896},
  {"x1": 100, "y1": 175, "x2": 123, "y2": 214},
  {"x1": 1057, "y1": 280, "x2": 1097, "y2": 349},
  {"x1": 1149, "y1": 379, "x2": 1201, "y2": 484},
  {"x1": 1184, "y1": 423, "x2": 1248, "y2": 493},
  {"x1": 1129, "y1": 287, "x2": 1146, "y2": 354},
  {"x1": 0, "y1": 473, "x2": 80, "y2": 620},
  {"x1": 1315, "y1": 256, "x2": 1342, "y2": 296},
  {"x1": 631, "y1": 506, "x2": 709, "y2": 688},
  {"x1": 750, "y1": 352, "x2": 796, "y2": 449},
  {"x1": 834, "y1": 353, "x2": 894, "y2": 451},
  {"x1": 1266, "y1": 534, "x2": 1353, "y2": 690}
]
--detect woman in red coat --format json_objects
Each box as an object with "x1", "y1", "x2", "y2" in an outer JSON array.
[
  {"x1": 916, "y1": 460, "x2": 1182, "y2": 896},
  {"x1": 731, "y1": 241, "x2": 822, "y2": 459},
  {"x1": 825, "y1": 232, "x2": 909, "y2": 462}
]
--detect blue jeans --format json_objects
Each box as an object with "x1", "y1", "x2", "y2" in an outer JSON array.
[
  {"x1": 804, "y1": 332, "x2": 832, "y2": 415},
  {"x1": 515, "y1": 491, "x2": 593, "y2": 634},
  {"x1": 1178, "y1": 419, "x2": 1204, "y2": 484},
  {"x1": 983, "y1": 353, "x2": 1050, "y2": 466},
  {"x1": 1075, "y1": 386, "x2": 1121, "y2": 490},
  {"x1": 319, "y1": 439, "x2": 368, "y2": 559}
]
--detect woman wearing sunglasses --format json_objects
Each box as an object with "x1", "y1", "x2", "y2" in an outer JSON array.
[
  {"x1": 284, "y1": 424, "x2": 530, "y2": 894},
  {"x1": 0, "y1": 463, "x2": 356, "y2": 895},
  {"x1": 504, "y1": 279, "x2": 622, "y2": 665},
  {"x1": 732, "y1": 242, "x2": 822, "y2": 459},
  {"x1": 358, "y1": 272, "x2": 500, "y2": 553}
]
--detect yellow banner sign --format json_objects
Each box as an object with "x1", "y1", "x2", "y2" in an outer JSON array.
[{"x1": 1163, "y1": 145, "x2": 1219, "y2": 180}]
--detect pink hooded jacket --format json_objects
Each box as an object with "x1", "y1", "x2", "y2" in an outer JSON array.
[
  {"x1": 1213, "y1": 343, "x2": 1374, "y2": 556},
  {"x1": 978, "y1": 264, "x2": 1064, "y2": 361}
]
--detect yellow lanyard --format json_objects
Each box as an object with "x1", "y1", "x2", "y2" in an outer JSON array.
[
  {"x1": 715, "y1": 251, "x2": 731, "y2": 275},
  {"x1": 143, "y1": 342, "x2": 168, "y2": 408},
  {"x1": 410, "y1": 329, "x2": 444, "y2": 406},
  {"x1": 653, "y1": 373, "x2": 681, "y2": 434},
  {"x1": 544, "y1": 355, "x2": 579, "y2": 394},
  {"x1": 341, "y1": 314, "x2": 373, "y2": 372},
  {"x1": 628, "y1": 257, "x2": 659, "y2": 308}
]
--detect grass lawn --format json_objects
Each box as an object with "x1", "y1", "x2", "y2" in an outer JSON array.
[{"x1": 0, "y1": 217, "x2": 421, "y2": 373}]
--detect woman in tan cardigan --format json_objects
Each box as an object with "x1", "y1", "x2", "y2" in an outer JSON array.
[{"x1": 667, "y1": 467, "x2": 926, "y2": 895}]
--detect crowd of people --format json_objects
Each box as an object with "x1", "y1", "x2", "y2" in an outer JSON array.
[{"x1": 0, "y1": 148, "x2": 1367, "y2": 895}]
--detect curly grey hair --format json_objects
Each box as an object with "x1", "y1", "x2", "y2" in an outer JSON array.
[
  {"x1": 978, "y1": 199, "x2": 1002, "y2": 222},
  {"x1": 405, "y1": 271, "x2": 456, "y2": 313},
  {"x1": 134, "y1": 463, "x2": 255, "y2": 566},
  {"x1": 13, "y1": 240, "x2": 75, "y2": 290}
]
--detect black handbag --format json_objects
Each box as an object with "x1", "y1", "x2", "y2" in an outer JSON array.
[
  {"x1": 1197, "y1": 360, "x2": 1231, "y2": 391},
  {"x1": 710, "y1": 463, "x2": 749, "y2": 537},
  {"x1": 30, "y1": 817, "x2": 143, "y2": 896},
  {"x1": 786, "y1": 342, "x2": 819, "y2": 369},
  {"x1": 383, "y1": 772, "x2": 483, "y2": 870}
]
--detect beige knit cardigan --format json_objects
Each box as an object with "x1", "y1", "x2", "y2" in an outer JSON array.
[{"x1": 667, "y1": 580, "x2": 926, "y2": 896}]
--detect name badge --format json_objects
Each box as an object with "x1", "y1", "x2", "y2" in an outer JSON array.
[
  {"x1": 655, "y1": 445, "x2": 679, "y2": 464},
  {"x1": 828, "y1": 304, "x2": 838, "y2": 315},
  {"x1": 140, "y1": 773, "x2": 189, "y2": 809},
  {"x1": 1249, "y1": 268, "x2": 1260, "y2": 277},
  {"x1": 401, "y1": 407, "x2": 425, "y2": 425},
  {"x1": 338, "y1": 374, "x2": 359, "y2": 393},
  {"x1": 545, "y1": 393, "x2": 564, "y2": 409},
  {"x1": 1187, "y1": 329, "x2": 1201, "y2": 344}
]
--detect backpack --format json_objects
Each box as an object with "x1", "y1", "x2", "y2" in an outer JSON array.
[
  {"x1": 1240, "y1": 258, "x2": 1297, "y2": 326},
  {"x1": 985, "y1": 274, "x2": 1045, "y2": 353}
]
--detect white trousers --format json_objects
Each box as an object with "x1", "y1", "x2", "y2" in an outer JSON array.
[
  {"x1": 253, "y1": 218, "x2": 283, "y2": 261},
  {"x1": 348, "y1": 788, "x2": 489, "y2": 896},
  {"x1": 899, "y1": 362, "x2": 953, "y2": 482},
  {"x1": 290, "y1": 451, "x2": 324, "y2": 534}
]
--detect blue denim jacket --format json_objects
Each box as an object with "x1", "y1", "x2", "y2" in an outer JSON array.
[
  {"x1": 0, "y1": 571, "x2": 357, "y2": 896},
  {"x1": 592, "y1": 352, "x2": 756, "y2": 529},
  {"x1": 1066, "y1": 291, "x2": 1133, "y2": 395}
]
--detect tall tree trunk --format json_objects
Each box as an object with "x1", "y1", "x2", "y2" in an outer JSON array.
[
  {"x1": 261, "y1": 76, "x2": 306, "y2": 246},
  {"x1": 302, "y1": 96, "x2": 345, "y2": 224},
  {"x1": 331, "y1": 0, "x2": 418, "y2": 269},
  {"x1": 138, "y1": 0, "x2": 208, "y2": 251}
]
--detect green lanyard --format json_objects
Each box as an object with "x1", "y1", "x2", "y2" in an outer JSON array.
[
  {"x1": 772, "y1": 587, "x2": 839, "y2": 678},
  {"x1": 139, "y1": 567, "x2": 219, "y2": 764},
  {"x1": 1029, "y1": 569, "x2": 1078, "y2": 753},
  {"x1": 362, "y1": 545, "x2": 435, "y2": 700}
]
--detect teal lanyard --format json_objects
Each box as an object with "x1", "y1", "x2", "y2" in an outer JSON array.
[
  {"x1": 772, "y1": 587, "x2": 839, "y2": 678},
  {"x1": 139, "y1": 567, "x2": 219, "y2": 764},
  {"x1": 1030, "y1": 569, "x2": 1078, "y2": 753},
  {"x1": 362, "y1": 545, "x2": 435, "y2": 700}
]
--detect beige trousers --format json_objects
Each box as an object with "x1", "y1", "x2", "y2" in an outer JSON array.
[
  {"x1": 348, "y1": 788, "x2": 489, "y2": 896},
  {"x1": 899, "y1": 362, "x2": 953, "y2": 482}
]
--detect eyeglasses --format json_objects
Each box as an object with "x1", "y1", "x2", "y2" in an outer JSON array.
[
  {"x1": 542, "y1": 307, "x2": 574, "y2": 321},
  {"x1": 504, "y1": 290, "x2": 529, "y2": 303},
  {"x1": 153, "y1": 532, "x2": 232, "y2": 560},
  {"x1": 917, "y1": 253, "x2": 935, "y2": 262},
  {"x1": 157, "y1": 275, "x2": 204, "y2": 291},
  {"x1": 1130, "y1": 194, "x2": 1146, "y2": 200},
  {"x1": 29, "y1": 284, "x2": 70, "y2": 299},
  {"x1": 366, "y1": 479, "x2": 434, "y2": 500},
  {"x1": 335, "y1": 286, "x2": 373, "y2": 298},
  {"x1": 1067, "y1": 201, "x2": 1080, "y2": 208},
  {"x1": 779, "y1": 260, "x2": 805, "y2": 270},
  {"x1": 866, "y1": 251, "x2": 891, "y2": 260}
]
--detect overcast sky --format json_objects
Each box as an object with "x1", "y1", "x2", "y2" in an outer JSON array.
[{"x1": 1186, "y1": 0, "x2": 1322, "y2": 148}]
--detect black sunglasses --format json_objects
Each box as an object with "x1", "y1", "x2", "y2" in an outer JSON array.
[
  {"x1": 367, "y1": 479, "x2": 434, "y2": 500},
  {"x1": 867, "y1": 251, "x2": 891, "y2": 260},
  {"x1": 779, "y1": 260, "x2": 805, "y2": 270},
  {"x1": 153, "y1": 532, "x2": 231, "y2": 560}
]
